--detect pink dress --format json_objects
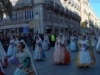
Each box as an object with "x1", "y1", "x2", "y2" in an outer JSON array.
[{"x1": 53, "y1": 39, "x2": 71, "y2": 64}]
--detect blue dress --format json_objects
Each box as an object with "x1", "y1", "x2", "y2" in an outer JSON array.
[
  {"x1": 70, "y1": 37, "x2": 77, "y2": 51},
  {"x1": 34, "y1": 40, "x2": 46, "y2": 60}
]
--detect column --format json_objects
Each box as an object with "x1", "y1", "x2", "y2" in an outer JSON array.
[
  {"x1": 17, "y1": 28, "x2": 19, "y2": 35},
  {"x1": 38, "y1": 5, "x2": 45, "y2": 34}
]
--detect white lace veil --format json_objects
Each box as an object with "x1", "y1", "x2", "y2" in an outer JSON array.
[
  {"x1": 15, "y1": 37, "x2": 19, "y2": 42},
  {"x1": 19, "y1": 40, "x2": 38, "y2": 75},
  {"x1": 0, "y1": 41, "x2": 6, "y2": 64},
  {"x1": 37, "y1": 35, "x2": 42, "y2": 42}
]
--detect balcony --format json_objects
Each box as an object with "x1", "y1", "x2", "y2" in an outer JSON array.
[
  {"x1": 14, "y1": 1, "x2": 33, "y2": 9},
  {"x1": 68, "y1": 0, "x2": 71, "y2": 4},
  {"x1": 59, "y1": 6, "x2": 64, "y2": 14},
  {"x1": 74, "y1": 3, "x2": 77, "y2": 9},
  {"x1": 70, "y1": 11, "x2": 73, "y2": 18},
  {"x1": 71, "y1": 0, "x2": 74, "y2": 6},
  {"x1": 53, "y1": 3, "x2": 60, "y2": 12},
  {"x1": 65, "y1": 8, "x2": 69, "y2": 15},
  {"x1": 67, "y1": 10, "x2": 71, "y2": 17},
  {"x1": 45, "y1": 0, "x2": 53, "y2": 9},
  {"x1": 0, "y1": 18, "x2": 33, "y2": 25}
]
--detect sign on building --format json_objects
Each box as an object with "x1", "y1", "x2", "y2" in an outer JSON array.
[{"x1": 29, "y1": 20, "x2": 39, "y2": 28}]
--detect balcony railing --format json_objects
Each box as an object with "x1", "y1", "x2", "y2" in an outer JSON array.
[
  {"x1": 0, "y1": 17, "x2": 33, "y2": 25},
  {"x1": 59, "y1": 6, "x2": 64, "y2": 14},
  {"x1": 45, "y1": 0, "x2": 53, "y2": 8},
  {"x1": 14, "y1": 1, "x2": 33, "y2": 9},
  {"x1": 53, "y1": 3, "x2": 60, "y2": 11}
]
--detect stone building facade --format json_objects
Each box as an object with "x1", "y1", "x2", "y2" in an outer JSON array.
[
  {"x1": 81, "y1": 0, "x2": 99, "y2": 34},
  {"x1": 0, "y1": 0, "x2": 81, "y2": 35}
]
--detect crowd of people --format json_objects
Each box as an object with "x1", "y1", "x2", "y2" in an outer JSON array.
[{"x1": 0, "y1": 32, "x2": 100, "y2": 75}]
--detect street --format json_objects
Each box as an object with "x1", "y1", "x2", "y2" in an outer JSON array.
[{"x1": 5, "y1": 48, "x2": 100, "y2": 75}]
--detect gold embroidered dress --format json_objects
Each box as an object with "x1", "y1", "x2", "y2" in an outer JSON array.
[{"x1": 76, "y1": 39, "x2": 96, "y2": 67}]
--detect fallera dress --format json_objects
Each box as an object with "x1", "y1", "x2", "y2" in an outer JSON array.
[
  {"x1": 53, "y1": 38, "x2": 71, "y2": 65},
  {"x1": 76, "y1": 39, "x2": 96, "y2": 67},
  {"x1": 14, "y1": 51, "x2": 30, "y2": 75},
  {"x1": 0, "y1": 41, "x2": 7, "y2": 66},
  {"x1": 70, "y1": 36, "x2": 77, "y2": 51},
  {"x1": 34, "y1": 39, "x2": 46, "y2": 60},
  {"x1": 7, "y1": 39, "x2": 14, "y2": 56}
]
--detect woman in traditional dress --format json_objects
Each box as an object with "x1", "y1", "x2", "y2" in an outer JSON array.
[
  {"x1": 76, "y1": 34, "x2": 96, "y2": 68},
  {"x1": 90, "y1": 36, "x2": 97, "y2": 51},
  {"x1": 70, "y1": 34, "x2": 77, "y2": 51},
  {"x1": 62, "y1": 35, "x2": 68, "y2": 49},
  {"x1": 12, "y1": 37, "x2": 19, "y2": 56},
  {"x1": 13, "y1": 40, "x2": 38, "y2": 75},
  {"x1": 7, "y1": 36, "x2": 14, "y2": 57},
  {"x1": 1, "y1": 36, "x2": 9, "y2": 53},
  {"x1": 34, "y1": 36, "x2": 46, "y2": 61},
  {"x1": 96, "y1": 35, "x2": 100, "y2": 52},
  {"x1": 42, "y1": 34, "x2": 50, "y2": 51},
  {"x1": 77, "y1": 36, "x2": 82, "y2": 51},
  {"x1": 53, "y1": 34, "x2": 71, "y2": 65},
  {"x1": 0, "y1": 41, "x2": 7, "y2": 67}
]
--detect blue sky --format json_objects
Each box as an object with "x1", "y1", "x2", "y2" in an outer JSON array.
[{"x1": 90, "y1": 0, "x2": 100, "y2": 18}]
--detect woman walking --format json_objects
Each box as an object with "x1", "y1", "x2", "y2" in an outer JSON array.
[
  {"x1": 76, "y1": 34, "x2": 96, "y2": 68},
  {"x1": 53, "y1": 34, "x2": 71, "y2": 65},
  {"x1": 70, "y1": 34, "x2": 77, "y2": 51},
  {"x1": 9, "y1": 40, "x2": 39, "y2": 75},
  {"x1": 34, "y1": 36, "x2": 46, "y2": 61}
]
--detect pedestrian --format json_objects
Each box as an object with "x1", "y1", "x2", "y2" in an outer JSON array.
[
  {"x1": 7, "y1": 36, "x2": 15, "y2": 57},
  {"x1": 76, "y1": 34, "x2": 96, "y2": 68},
  {"x1": 42, "y1": 34, "x2": 50, "y2": 51},
  {"x1": 53, "y1": 34, "x2": 71, "y2": 65},
  {"x1": 77, "y1": 36, "x2": 82, "y2": 51},
  {"x1": 1, "y1": 35, "x2": 9, "y2": 52},
  {"x1": 12, "y1": 36, "x2": 19, "y2": 56},
  {"x1": 96, "y1": 35, "x2": 100, "y2": 52},
  {"x1": 32, "y1": 33, "x2": 37, "y2": 50},
  {"x1": 70, "y1": 34, "x2": 77, "y2": 51},
  {"x1": 0, "y1": 41, "x2": 7, "y2": 67},
  {"x1": 90, "y1": 35, "x2": 97, "y2": 51},
  {"x1": 13, "y1": 41, "x2": 38, "y2": 75},
  {"x1": 50, "y1": 34, "x2": 56, "y2": 47},
  {"x1": 62, "y1": 34, "x2": 68, "y2": 49},
  {"x1": 34, "y1": 36, "x2": 46, "y2": 61}
]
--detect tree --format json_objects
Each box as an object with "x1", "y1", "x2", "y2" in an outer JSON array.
[{"x1": 0, "y1": 0, "x2": 12, "y2": 19}]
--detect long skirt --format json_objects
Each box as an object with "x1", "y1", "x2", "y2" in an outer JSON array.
[
  {"x1": 70, "y1": 41, "x2": 77, "y2": 51},
  {"x1": 42, "y1": 41, "x2": 48, "y2": 51},
  {"x1": 7, "y1": 45, "x2": 13, "y2": 56},
  {"x1": 12, "y1": 47, "x2": 18, "y2": 56},
  {"x1": 14, "y1": 68, "x2": 28, "y2": 75},
  {"x1": 76, "y1": 50, "x2": 96, "y2": 67},
  {"x1": 53, "y1": 47, "x2": 71, "y2": 64},
  {"x1": 34, "y1": 46, "x2": 46, "y2": 60}
]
